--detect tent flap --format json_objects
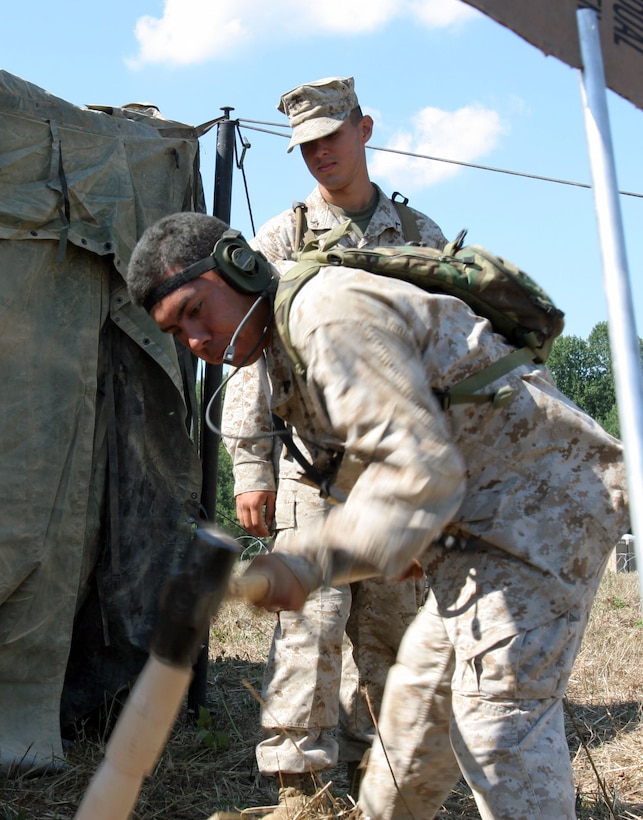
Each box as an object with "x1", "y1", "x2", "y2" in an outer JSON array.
[{"x1": 0, "y1": 69, "x2": 205, "y2": 275}]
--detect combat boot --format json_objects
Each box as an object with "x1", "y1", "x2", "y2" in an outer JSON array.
[
  {"x1": 208, "y1": 772, "x2": 319, "y2": 820},
  {"x1": 262, "y1": 773, "x2": 319, "y2": 819}
]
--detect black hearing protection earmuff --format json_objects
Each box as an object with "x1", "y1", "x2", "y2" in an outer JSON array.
[
  {"x1": 143, "y1": 228, "x2": 277, "y2": 313},
  {"x1": 212, "y1": 230, "x2": 277, "y2": 295}
]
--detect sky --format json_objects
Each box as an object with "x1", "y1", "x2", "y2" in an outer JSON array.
[{"x1": 3, "y1": 0, "x2": 642, "y2": 341}]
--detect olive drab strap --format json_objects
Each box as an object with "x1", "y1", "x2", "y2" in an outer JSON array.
[
  {"x1": 432, "y1": 347, "x2": 534, "y2": 411},
  {"x1": 292, "y1": 200, "x2": 342, "y2": 257},
  {"x1": 274, "y1": 257, "x2": 324, "y2": 375},
  {"x1": 391, "y1": 191, "x2": 421, "y2": 244},
  {"x1": 271, "y1": 414, "x2": 347, "y2": 502},
  {"x1": 292, "y1": 201, "x2": 310, "y2": 255}
]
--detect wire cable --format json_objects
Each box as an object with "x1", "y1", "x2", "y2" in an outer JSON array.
[
  {"x1": 235, "y1": 119, "x2": 643, "y2": 199},
  {"x1": 234, "y1": 123, "x2": 257, "y2": 235}
]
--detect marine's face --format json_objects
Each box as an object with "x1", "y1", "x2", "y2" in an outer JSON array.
[
  {"x1": 150, "y1": 269, "x2": 271, "y2": 367},
  {"x1": 300, "y1": 115, "x2": 373, "y2": 193}
]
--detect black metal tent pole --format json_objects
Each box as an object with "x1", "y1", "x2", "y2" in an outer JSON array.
[{"x1": 187, "y1": 107, "x2": 237, "y2": 715}]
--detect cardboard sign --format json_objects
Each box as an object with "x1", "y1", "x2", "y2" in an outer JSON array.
[{"x1": 462, "y1": 0, "x2": 643, "y2": 111}]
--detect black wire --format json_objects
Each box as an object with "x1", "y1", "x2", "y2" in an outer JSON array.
[
  {"x1": 235, "y1": 120, "x2": 643, "y2": 199},
  {"x1": 234, "y1": 122, "x2": 257, "y2": 235},
  {"x1": 204, "y1": 296, "x2": 278, "y2": 441},
  {"x1": 204, "y1": 357, "x2": 286, "y2": 445}
]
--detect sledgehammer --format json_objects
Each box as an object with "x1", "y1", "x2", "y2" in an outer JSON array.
[
  {"x1": 75, "y1": 528, "x2": 383, "y2": 820},
  {"x1": 75, "y1": 526, "x2": 238, "y2": 820}
]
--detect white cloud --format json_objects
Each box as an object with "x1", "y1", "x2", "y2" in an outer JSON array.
[
  {"x1": 369, "y1": 104, "x2": 509, "y2": 191},
  {"x1": 128, "y1": 1, "x2": 251, "y2": 67},
  {"x1": 128, "y1": 0, "x2": 477, "y2": 67},
  {"x1": 306, "y1": 0, "x2": 400, "y2": 33},
  {"x1": 407, "y1": 0, "x2": 480, "y2": 28}
]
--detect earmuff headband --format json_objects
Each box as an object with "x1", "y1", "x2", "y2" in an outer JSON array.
[{"x1": 143, "y1": 255, "x2": 217, "y2": 313}]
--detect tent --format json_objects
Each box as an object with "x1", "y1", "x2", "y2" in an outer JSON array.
[{"x1": 0, "y1": 70, "x2": 204, "y2": 770}]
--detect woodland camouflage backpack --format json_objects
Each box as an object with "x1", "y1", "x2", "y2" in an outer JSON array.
[{"x1": 274, "y1": 228, "x2": 565, "y2": 410}]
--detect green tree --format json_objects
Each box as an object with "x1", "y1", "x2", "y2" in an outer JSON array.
[
  {"x1": 547, "y1": 320, "x2": 643, "y2": 438},
  {"x1": 545, "y1": 333, "x2": 593, "y2": 408},
  {"x1": 208, "y1": 380, "x2": 269, "y2": 557},
  {"x1": 192, "y1": 371, "x2": 245, "y2": 539},
  {"x1": 216, "y1": 432, "x2": 270, "y2": 559},
  {"x1": 215, "y1": 439, "x2": 245, "y2": 538}
]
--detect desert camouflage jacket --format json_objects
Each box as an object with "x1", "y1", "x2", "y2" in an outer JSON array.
[
  {"x1": 222, "y1": 185, "x2": 446, "y2": 515},
  {"x1": 263, "y1": 265, "x2": 629, "y2": 657}
]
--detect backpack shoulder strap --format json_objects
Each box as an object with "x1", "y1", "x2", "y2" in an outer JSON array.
[
  {"x1": 292, "y1": 200, "x2": 308, "y2": 253},
  {"x1": 433, "y1": 346, "x2": 534, "y2": 410},
  {"x1": 391, "y1": 191, "x2": 421, "y2": 244},
  {"x1": 271, "y1": 414, "x2": 346, "y2": 502},
  {"x1": 274, "y1": 258, "x2": 324, "y2": 374},
  {"x1": 292, "y1": 201, "x2": 356, "y2": 257}
]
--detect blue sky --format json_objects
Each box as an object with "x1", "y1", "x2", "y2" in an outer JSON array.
[{"x1": 3, "y1": 0, "x2": 642, "y2": 340}]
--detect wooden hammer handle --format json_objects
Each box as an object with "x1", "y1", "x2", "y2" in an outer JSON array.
[{"x1": 227, "y1": 573, "x2": 270, "y2": 603}]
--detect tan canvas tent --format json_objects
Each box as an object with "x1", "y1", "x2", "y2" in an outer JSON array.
[{"x1": 0, "y1": 70, "x2": 204, "y2": 771}]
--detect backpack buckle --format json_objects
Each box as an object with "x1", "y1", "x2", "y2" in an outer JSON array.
[
  {"x1": 492, "y1": 385, "x2": 514, "y2": 408},
  {"x1": 391, "y1": 191, "x2": 409, "y2": 205}
]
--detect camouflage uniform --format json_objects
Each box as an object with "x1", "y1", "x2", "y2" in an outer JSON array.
[
  {"x1": 256, "y1": 263, "x2": 629, "y2": 818},
  {"x1": 222, "y1": 185, "x2": 445, "y2": 772}
]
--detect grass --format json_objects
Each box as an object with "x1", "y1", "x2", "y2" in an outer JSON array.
[
  {"x1": 564, "y1": 571, "x2": 643, "y2": 820},
  {"x1": 1, "y1": 570, "x2": 641, "y2": 819}
]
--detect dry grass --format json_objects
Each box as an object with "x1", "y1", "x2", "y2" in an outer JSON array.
[
  {"x1": 1, "y1": 570, "x2": 641, "y2": 819},
  {"x1": 565, "y1": 571, "x2": 643, "y2": 819}
]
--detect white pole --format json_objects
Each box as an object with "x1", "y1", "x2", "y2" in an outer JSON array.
[{"x1": 577, "y1": 8, "x2": 643, "y2": 606}]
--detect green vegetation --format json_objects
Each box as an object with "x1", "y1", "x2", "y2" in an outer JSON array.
[
  {"x1": 195, "y1": 705, "x2": 230, "y2": 751},
  {"x1": 547, "y1": 321, "x2": 643, "y2": 439},
  {"x1": 215, "y1": 439, "x2": 246, "y2": 539}
]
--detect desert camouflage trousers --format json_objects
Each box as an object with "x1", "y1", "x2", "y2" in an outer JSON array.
[
  {"x1": 256, "y1": 490, "x2": 423, "y2": 773},
  {"x1": 359, "y1": 574, "x2": 603, "y2": 820}
]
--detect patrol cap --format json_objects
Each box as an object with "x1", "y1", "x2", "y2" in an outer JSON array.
[{"x1": 278, "y1": 76, "x2": 359, "y2": 153}]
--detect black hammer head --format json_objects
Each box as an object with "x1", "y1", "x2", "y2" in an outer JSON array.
[{"x1": 151, "y1": 527, "x2": 239, "y2": 668}]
